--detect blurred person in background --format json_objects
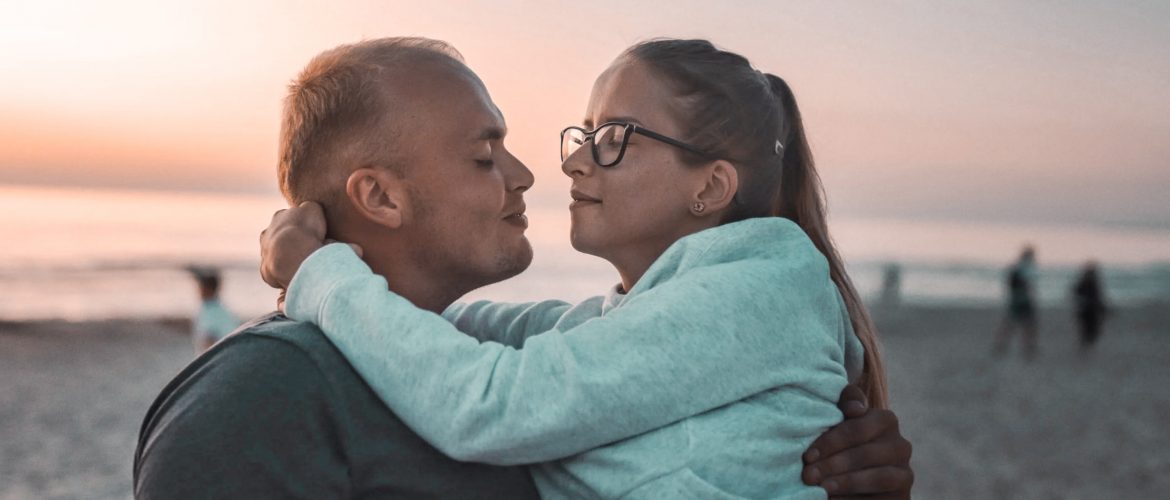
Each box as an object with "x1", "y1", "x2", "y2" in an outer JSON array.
[
  {"x1": 880, "y1": 262, "x2": 902, "y2": 309},
  {"x1": 1072, "y1": 260, "x2": 1109, "y2": 355},
  {"x1": 994, "y1": 246, "x2": 1038, "y2": 360},
  {"x1": 187, "y1": 266, "x2": 240, "y2": 354}
]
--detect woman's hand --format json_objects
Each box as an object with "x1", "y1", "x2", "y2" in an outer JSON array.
[{"x1": 260, "y1": 201, "x2": 360, "y2": 292}]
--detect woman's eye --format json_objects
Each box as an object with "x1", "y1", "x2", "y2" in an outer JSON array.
[
  {"x1": 475, "y1": 159, "x2": 495, "y2": 167},
  {"x1": 597, "y1": 132, "x2": 621, "y2": 148}
]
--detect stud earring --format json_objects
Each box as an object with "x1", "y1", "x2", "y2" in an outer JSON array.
[{"x1": 691, "y1": 202, "x2": 706, "y2": 214}]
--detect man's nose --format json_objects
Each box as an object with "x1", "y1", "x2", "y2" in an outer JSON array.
[{"x1": 504, "y1": 151, "x2": 534, "y2": 192}]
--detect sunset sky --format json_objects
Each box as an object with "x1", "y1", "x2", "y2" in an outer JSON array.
[{"x1": 1, "y1": 0, "x2": 1167, "y2": 227}]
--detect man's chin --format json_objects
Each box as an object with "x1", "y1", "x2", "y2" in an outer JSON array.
[
  {"x1": 462, "y1": 239, "x2": 533, "y2": 292},
  {"x1": 499, "y1": 239, "x2": 535, "y2": 280}
]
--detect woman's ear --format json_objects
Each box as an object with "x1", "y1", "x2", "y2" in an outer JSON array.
[
  {"x1": 692, "y1": 160, "x2": 738, "y2": 216},
  {"x1": 345, "y1": 167, "x2": 408, "y2": 229}
]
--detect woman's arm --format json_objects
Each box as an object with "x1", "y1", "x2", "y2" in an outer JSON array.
[
  {"x1": 442, "y1": 300, "x2": 572, "y2": 347},
  {"x1": 287, "y1": 244, "x2": 849, "y2": 465}
]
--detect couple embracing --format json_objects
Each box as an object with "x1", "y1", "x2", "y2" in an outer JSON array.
[{"x1": 135, "y1": 37, "x2": 913, "y2": 499}]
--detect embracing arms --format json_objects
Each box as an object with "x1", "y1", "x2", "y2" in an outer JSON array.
[
  {"x1": 285, "y1": 242, "x2": 849, "y2": 463},
  {"x1": 259, "y1": 202, "x2": 913, "y2": 498}
]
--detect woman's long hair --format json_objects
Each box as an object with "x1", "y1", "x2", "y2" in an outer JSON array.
[{"x1": 626, "y1": 39, "x2": 889, "y2": 408}]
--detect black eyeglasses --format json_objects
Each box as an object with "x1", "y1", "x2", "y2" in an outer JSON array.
[{"x1": 560, "y1": 122, "x2": 712, "y2": 167}]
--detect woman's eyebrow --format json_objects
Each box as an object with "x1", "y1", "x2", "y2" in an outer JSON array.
[{"x1": 583, "y1": 116, "x2": 645, "y2": 129}]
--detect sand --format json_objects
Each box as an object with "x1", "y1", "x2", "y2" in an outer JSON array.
[
  {"x1": 1, "y1": 305, "x2": 1168, "y2": 499},
  {"x1": 879, "y1": 304, "x2": 1170, "y2": 499},
  {"x1": 0, "y1": 319, "x2": 192, "y2": 500}
]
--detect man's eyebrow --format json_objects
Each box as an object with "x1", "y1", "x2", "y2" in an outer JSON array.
[{"x1": 476, "y1": 126, "x2": 505, "y2": 141}]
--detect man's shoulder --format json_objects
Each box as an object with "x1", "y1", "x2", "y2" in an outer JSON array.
[
  {"x1": 231, "y1": 311, "x2": 330, "y2": 350},
  {"x1": 134, "y1": 314, "x2": 354, "y2": 495},
  {"x1": 137, "y1": 313, "x2": 357, "y2": 449},
  {"x1": 217, "y1": 312, "x2": 352, "y2": 376},
  {"x1": 140, "y1": 314, "x2": 343, "y2": 430},
  {"x1": 135, "y1": 314, "x2": 541, "y2": 499}
]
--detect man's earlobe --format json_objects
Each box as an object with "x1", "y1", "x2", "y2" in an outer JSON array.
[
  {"x1": 346, "y1": 167, "x2": 405, "y2": 229},
  {"x1": 693, "y1": 160, "x2": 738, "y2": 216}
]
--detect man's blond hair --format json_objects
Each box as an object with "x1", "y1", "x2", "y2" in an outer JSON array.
[{"x1": 277, "y1": 37, "x2": 464, "y2": 207}]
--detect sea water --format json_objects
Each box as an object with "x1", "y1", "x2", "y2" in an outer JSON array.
[{"x1": 1, "y1": 184, "x2": 1167, "y2": 321}]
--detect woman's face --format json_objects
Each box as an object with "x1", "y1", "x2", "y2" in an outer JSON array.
[{"x1": 562, "y1": 58, "x2": 711, "y2": 271}]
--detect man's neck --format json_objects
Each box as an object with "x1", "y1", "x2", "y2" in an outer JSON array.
[
  {"x1": 332, "y1": 217, "x2": 471, "y2": 315},
  {"x1": 366, "y1": 255, "x2": 465, "y2": 314}
]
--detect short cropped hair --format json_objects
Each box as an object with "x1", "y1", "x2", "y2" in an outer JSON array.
[{"x1": 277, "y1": 37, "x2": 465, "y2": 206}]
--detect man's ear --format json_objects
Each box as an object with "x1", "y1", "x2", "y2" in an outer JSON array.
[
  {"x1": 693, "y1": 160, "x2": 738, "y2": 216},
  {"x1": 345, "y1": 167, "x2": 408, "y2": 229}
]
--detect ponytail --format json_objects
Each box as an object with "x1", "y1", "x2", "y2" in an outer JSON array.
[{"x1": 766, "y1": 73, "x2": 889, "y2": 409}]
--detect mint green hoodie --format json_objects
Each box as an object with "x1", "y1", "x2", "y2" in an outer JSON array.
[{"x1": 286, "y1": 217, "x2": 864, "y2": 499}]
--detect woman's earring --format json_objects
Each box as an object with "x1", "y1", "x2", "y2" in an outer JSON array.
[{"x1": 691, "y1": 202, "x2": 706, "y2": 214}]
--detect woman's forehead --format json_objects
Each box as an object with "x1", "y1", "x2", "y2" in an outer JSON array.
[{"x1": 585, "y1": 59, "x2": 681, "y2": 133}]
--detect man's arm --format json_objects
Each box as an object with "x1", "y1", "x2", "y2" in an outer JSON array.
[
  {"x1": 802, "y1": 385, "x2": 914, "y2": 499},
  {"x1": 134, "y1": 336, "x2": 349, "y2": 499}
]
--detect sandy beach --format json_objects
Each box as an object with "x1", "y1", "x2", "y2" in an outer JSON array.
[
  {"x1": 2, "y1": 304, "x2": 1168, "y2": 499},
  {"x1": 877, "y1": 304, "x2": 1170, "y2": 499}
]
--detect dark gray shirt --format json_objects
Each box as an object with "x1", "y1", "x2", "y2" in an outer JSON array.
[{"x1": 133, "y1": 313, "x2": 539, "y2": 499}]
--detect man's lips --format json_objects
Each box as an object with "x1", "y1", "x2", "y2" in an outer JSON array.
[
  {"x1": 503, "y1": 213, "x2": 528, "y2": 228},
  {"x1": 503, "y1": 203, "x2": 528, "y2": 228}
]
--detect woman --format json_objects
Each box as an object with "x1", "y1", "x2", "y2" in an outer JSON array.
[{"x1": 265, "y1": 39, "x2": 886, "y2": 498}]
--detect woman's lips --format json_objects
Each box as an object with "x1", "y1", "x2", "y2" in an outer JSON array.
[{"x1": 570, "y1": 189, "x2": 601, "y2": 209}]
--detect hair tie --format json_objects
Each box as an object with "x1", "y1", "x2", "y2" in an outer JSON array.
[{"x1": 774, "y1": 139, "x2": 785, "y2": 156}]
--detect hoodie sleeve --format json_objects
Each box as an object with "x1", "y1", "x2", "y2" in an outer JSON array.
[
  {"x1": 286, "y1": 243, "x2": 849, "y2": 465},
  {"x1": 442, "y1": 300, "x2": 572, "y2": 348}
]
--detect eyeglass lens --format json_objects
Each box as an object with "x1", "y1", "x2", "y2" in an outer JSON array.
[{"x1": 561, "y1": 123, "x2": 630, "y2": 166}]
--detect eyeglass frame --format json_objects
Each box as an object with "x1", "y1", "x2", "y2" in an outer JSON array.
[{"x1": 560, "y1": 121, "x2": 713, "y2": 167}]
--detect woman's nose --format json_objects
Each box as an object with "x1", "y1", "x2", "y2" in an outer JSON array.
[{"x1": 561, "y1": 146, "x2": 594, "y2": 178}]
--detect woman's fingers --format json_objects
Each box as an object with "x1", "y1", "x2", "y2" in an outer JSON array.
[
  {"x1": 259, "y1": 201, "x2": 332, "y2": 289},
  {"x1": 293, "y1": 201, "x2": 328, "y2": 239},
  {"x1": 276, "y1": 289, "x2": 287, "y2": 315}
]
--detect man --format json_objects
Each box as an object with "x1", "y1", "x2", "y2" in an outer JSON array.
[{"x1": 135, "y1": 37, "x2": 912, "y2": 498}]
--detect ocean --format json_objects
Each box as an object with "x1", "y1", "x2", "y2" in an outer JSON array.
[{"x1": 1, "y1": 183, "x2": 1167, "y2": 321}]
